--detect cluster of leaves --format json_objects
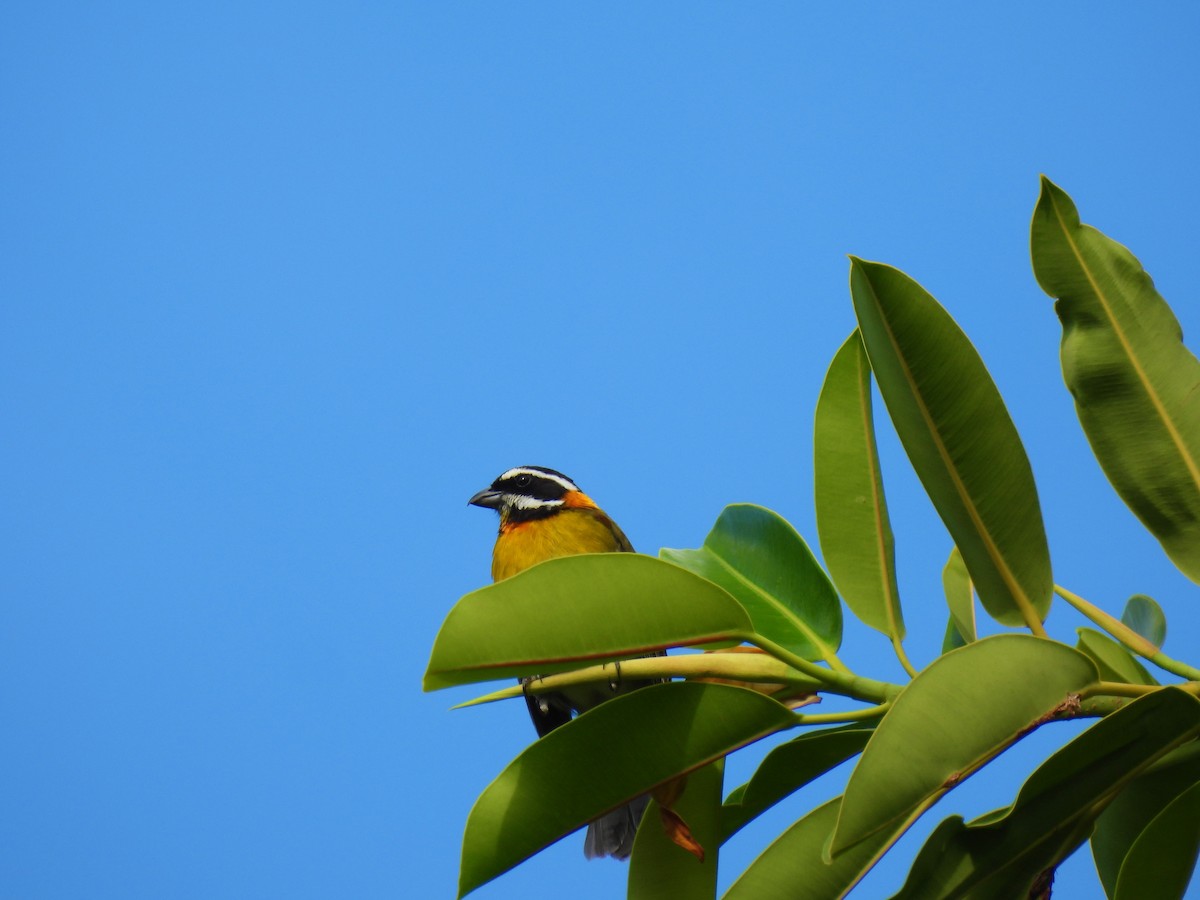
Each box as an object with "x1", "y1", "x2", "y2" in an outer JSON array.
[{"x1": 424, "y1": 178, "x2": 1200, "y2": 899}]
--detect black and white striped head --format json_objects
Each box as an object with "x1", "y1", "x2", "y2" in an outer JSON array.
[{"x1": 468, "y1": 466, "x2": 583, "y2": 522}]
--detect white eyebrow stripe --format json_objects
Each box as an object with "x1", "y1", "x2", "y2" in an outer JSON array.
[
  {"x1": 498, "y1": 468, "x2": 580, "y2": 493},
  {"x1": 510, "y1": 496, "x2": 565, "y2": 511}
]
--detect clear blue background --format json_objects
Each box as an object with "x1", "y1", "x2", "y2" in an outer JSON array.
[{"x1": 4, "y1": 4, "x2": 1198, "y2": 898}]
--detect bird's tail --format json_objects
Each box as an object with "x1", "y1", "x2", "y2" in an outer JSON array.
[{"x1": 583, "y1": 794, "x2": 650, "y2": 860}]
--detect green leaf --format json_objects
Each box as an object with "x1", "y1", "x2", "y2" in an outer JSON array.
[
  {"x1": 893, "y1": 688, "x2": 1200, "y2": 899},
  {"x1": 1122, "y1": 594, "x2": 1167, "y2": 652},
  {"x1": 724, "y1": 796, "x2": 900, "y2": 900},
  {"x1": 424, "y1": 554, "x2": 752, "y2": 690},
  {"x1": 458, "y1": 683, "x2": 796, "y2": 897},
  {"x1": 1092, "y1": 741, "x2": 1200, "y2": 897},
  {"x1": 1113, "y1": 779, "x2": 1200, "y2": 900},
  {"x1": 849, "y1": 257, "x2": 1053, "y2": 630},
  {"x1": 628, "y1": 761, "x2": 724, "y2": 900},
  {"x1": 941, "y1": 616, "x2": 967, "y2": 655},
  {"x1": 814, "y1": 331, "x2": 905, "y2": 640},
  {"x1": 1076, "y1": 627, "x2": 1158, "y2": 685},
  {"x1": 660, "y1": 505, "x2": 842, "y2": 662},
  {"x1": 941, "y1": 546, "x2": 975, "y2": 643},
  {"x1": 894, "y1": 813, "x2": 1093, "y2": 900},
  {"x1": 1031, "y1": 177, "x2": 1200, "y2": 584},
  {"x1": 830, "y1": 635, "x2": 1098, "y2": 855},
  {"x1": 721, "y1": 724, "x2": 874, "y2": 841}
]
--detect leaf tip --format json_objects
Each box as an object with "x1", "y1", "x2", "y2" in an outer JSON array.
[
  {"x1": 820, "y1": 822, "x2": 837, "y2": 864},
  {"x1": 1034, "y1": 176, "x2": 1077, "y2": 219}
]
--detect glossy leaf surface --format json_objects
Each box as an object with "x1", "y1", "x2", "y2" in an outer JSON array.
[
  {"x1": 1076, "y1": 628, "x2": 1157, "y2": 685},
  {"x1": 660, "y1": 504, "x2": 841, "y2": 661},
  {"x1": 1113, "y1": 779, "x2": 1200, "y2": 900},
  {"x1": 893, "y1": 688, "x2": 1200, "y2": 899},
  {"x1": 724, "y1": 796, "x2": 898, "y2": 900},
  {"x1": 849, "y1": 257, "x2": 1052, "y2": 628},
  {"x1": 814, "y1": 331, "x2": 905, "y2": 640},
  {"x1": 628, "y1": 762, "x2": 724, "y2": 900},
  {"x1": 721, "y1": 724, "x2": 874, "y2": 840},
  {"x1": 425, "y1": 554, "x2": 752, "y2": 690},
  {"x1": 1122, "y1": 593, "x2": 1167, "y2": 651},
  {"x1": 1031, "y1": 177, "x2": 1200, "y2": 583},
  {"x1": 458, "y1": 683, "x2": 795, "y2": 896},
  {"x1": 894, "y1": 813, "x2": 1092, "y2": 900},
  {"x1": 831, "y1": 635, "x2": 1097, "y2": 855},
  {"x1": 1093, "y1": 741, "x2": 1200, "y2": 897}
]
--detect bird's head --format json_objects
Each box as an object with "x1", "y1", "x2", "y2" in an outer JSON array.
[{"x1": 468, "y1": 466, "x2": 593, "y2": 523}]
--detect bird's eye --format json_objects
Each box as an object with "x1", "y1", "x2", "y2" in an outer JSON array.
[{"x1": 515, "y1": 474, "x2": 532, "y2": 488}]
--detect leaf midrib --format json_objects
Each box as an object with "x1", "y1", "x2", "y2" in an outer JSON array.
[
  {"x1": 854, "y1": 338, "x2": 904, "y2": 640},
  {"x1": 705, "y1": 546, "x2": 838, "y2": 663},
  {"x1": 856, "y1": 265, "x2": 1044, "y2": 631},
  {"x1": 1047, "y1": 189, "x2": 1200, "y2": 498}
]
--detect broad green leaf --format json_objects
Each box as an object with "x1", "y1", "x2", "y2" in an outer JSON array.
[
  {"x1": 721, "y1": 724, "x2": 874, "y2": 840},
  {"x1": 724, "y1": 796, "x2": 900, "y2": 900},
  {"x1": 814, "y1": 331, "x2": 905, "y2": 640},
  {"x1": 628, "y1": 761, "x2": 724, "y2": 900},
  {"x1": 894, "y1": 813, "x2": 1093, "y2": 900},
  {"x1": 424, "y1": 554, "x2": 752, "y2": 690},
  {"x1": 1122, "y1": 594, "x2": 1167, "y2": 651},
  {"x1": 1093, "y1": 741, "x2": 1200, "y2": 897},
  {"x1": 941, "y1": 546, "x2": 975, "y2": 643},
  {"x1": 849, "y1": 257, "x2": 1052, "y2": 629},
  {"x1": 1076, "y1": 627, "x2": 1157, "y2": 685},
  {"x1": 1031, "y1": 177, "x2": 1200, "y2": 584},
  {"x1": 660, "y1": 505, "x2": 842, "y2": 662},
  {"x1": 458, "y1": 683, "x2": 795, "y2": 897},
  {"x1": 894, "y1": 812, "x2": 1091, "y2": 900},
  {"x1": 1113, "y1": 779, "x2": 1200, "y2": 900},
  {"x1": 894, "y1": 688, "x2": 1200, "y2": 899},
  {"x1": 830, "y1": 635, "x2": 1098, "y2": 855}
]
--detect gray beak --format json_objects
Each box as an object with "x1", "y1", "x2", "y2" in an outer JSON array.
[{"x1": 468, "y1": 489, "x2": 503, "y2": 509}]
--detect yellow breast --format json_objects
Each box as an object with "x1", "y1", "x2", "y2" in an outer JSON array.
[{"x1": 492, "y1": 507, "x2": 629, "y2": 582}]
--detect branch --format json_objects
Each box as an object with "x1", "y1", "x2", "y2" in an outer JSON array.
[
  {"x1": 451, "y1": 643, "x2": 905, "y2": 710},
  {"x1": 452, "y1": 651, "x2": 825, "y2": 709},
  {"x1": 1079, "y1": 681, "x2": 1200, "y2": 700},
  {"x1": 747, "y1": 632, "x2": 903, "y2": 703},
  {"x1": 1049, "y1": 683, "x2": 1200, "y2": 720}
]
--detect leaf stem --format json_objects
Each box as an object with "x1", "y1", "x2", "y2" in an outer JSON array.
[
  {"x1": 1079, "y1": 681, "x2": 1200, "y2": 701},
  {"x1": 1147, "y1": 651, "x2": 1200, "y2": 682},
  {"x1": 1079, "y1": 681, "x2": 1159, "y2": 700},
  {"x1": 747, "y1": 633, "x2": 903, "y2": 703},
  {"x1": 823, "y1": 649, "x2": 854, "y2": 676},
  {"x1": 1054, "y1": 584, "x2": 1200, "y2": 681},
  {"x1": 795, "y1": 702, "x2": 891, "y2": 726},
  {"x1": 891, "y1": 637, "x2": 918, "y2": 678}
]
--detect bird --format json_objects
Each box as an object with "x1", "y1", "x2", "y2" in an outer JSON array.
[{"x1": 469, "y1": 465, "x2": 660, "y2": 860}]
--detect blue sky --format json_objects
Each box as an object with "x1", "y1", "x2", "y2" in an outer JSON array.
[{"x1": 3, "y1": 4, "x2": 1198, "y2": 898}]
